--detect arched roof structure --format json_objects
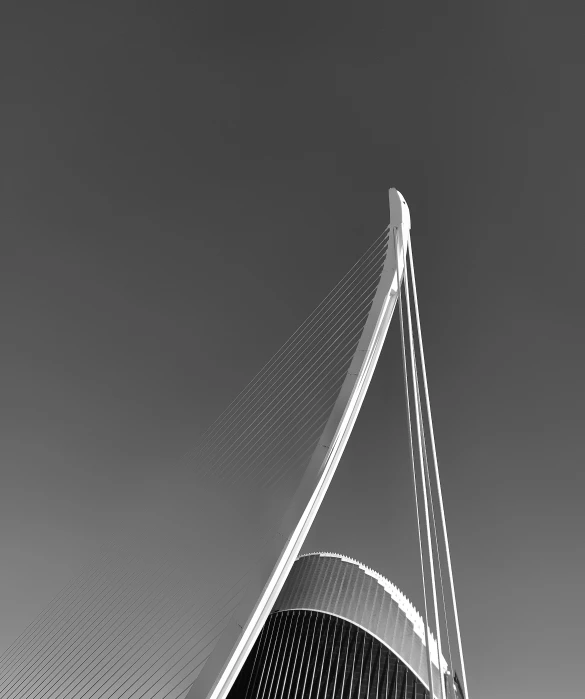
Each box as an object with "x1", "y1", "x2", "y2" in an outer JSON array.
[{"x1": 277, "y1": 553, "x2": 450, "y2": 692}]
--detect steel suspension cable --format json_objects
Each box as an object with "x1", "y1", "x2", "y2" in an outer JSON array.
[
  {"x1": 407, "y1": 243, "x2": 470, "y2": 699},
  {"x1": 210, "y1": 287, "x2": 378, "y2": 481},
  {"x1": 394, "y1": 231, "x2": 435, "y2": 699},
  {"x1": 195, "y1": 231, "x2": 386, "y2": 452},
  {"x1": 0, "y1": 544, "x2": 112, "y2": 671},
  {"x1": 82, "y1": 585, "x2": 242, "y2": 699},
  {"x1": 117, "y1": 587, "x2": 245, "y2": 699},
  {"x1": 231, "y1": 374, "x2": 348, "y2": 486},
  {"x1": 226, "y1": 327, "x2": 367, "y2": 483},
  {"x1": 199, "y1": 296, "x2": 378, "y2": 484},
  {"x1": 22, "y1": 558, "x2": 187, "y2": 699},
  {"x1": 4, "y1": 552, "x2": 154, "y2": 699},
  {"x1": 256, "y1": 412, "x2": 331, "y2": 489},
  {"x1": 4, "y1": 544, "x2": 167, "y2": 691},
  {"x1": 79, "y1": 533, "x2": 276, "y2": 699},
  {"x1": 191, "y1": 232, "x2": 389, "y2": 460},
  {"x1": 0, "y1": 548, "x2": 144, "y2": 696},
  {"x1": 201, "y1": 266, "x2": 384, "y2": 478},
  {"x1": 412, "y1": 364, "x2": 447, "y2": 699},
  {"x1": 422, "y1": 430, "x2": 456, "y2": 698},
  {"x1": 206, "y1": 310, "x2": 379, "y2": 487},
  {"x1": 57, "y1": 571, "x2": 204, "y2": 699},
  {"x1": 158, "y1": 654, "x2": 211, "y2": 699},
  {"x1": 76, "y1": 575, "x2": 246, "y2": 699},
  {"x1": 153, "y1": 638, "x2": 224, "y2": 699},
  {"x1": 3, "y1": 537, "x2": 230, "y2": 699},
  {"x1": 0, "y1": 544, "x2": 129, "y2": 679},
  {"x1": 405, "y1": 255, "x2": 445, "y2": 699}
]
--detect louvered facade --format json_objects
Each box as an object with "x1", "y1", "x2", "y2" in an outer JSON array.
[{"x1": 228, "y1": 553, "x2": 463, "y2": 699}]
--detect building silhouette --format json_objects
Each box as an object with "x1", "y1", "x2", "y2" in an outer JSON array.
[{"x1": 228, "y1": 553, "x2": 464, "y2": 699}]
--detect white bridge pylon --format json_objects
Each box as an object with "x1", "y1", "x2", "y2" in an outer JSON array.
[
  {"x1": 0, "y1": 190, "x2": 469, "y2": 699},
  {"x1": 188, "y1": 189, "x2": 416, "y2": 699}
]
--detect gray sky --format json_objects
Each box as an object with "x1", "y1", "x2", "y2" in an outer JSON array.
[{"x1": 1, "y1": 2, "x2": 584, "y2": 698}]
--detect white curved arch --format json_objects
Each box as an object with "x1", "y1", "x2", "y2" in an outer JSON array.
[{"x1": 187, "y1": 189, "x2": 411, "y2": 699}]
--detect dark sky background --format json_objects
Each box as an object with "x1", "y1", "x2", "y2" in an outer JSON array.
[{"x1": 1, "y1": 2, "x2": 584, "y2": 698}]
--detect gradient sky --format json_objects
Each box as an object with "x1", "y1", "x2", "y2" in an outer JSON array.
[{"x1": 1, "y1": 3, "x2": 584, "y2": 698}]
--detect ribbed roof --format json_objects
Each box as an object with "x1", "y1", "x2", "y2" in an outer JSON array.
[{"x1": 287, "y1": 552, "x2": 449, "y2": 680}]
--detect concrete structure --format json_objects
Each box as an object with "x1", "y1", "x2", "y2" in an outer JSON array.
[{"x1": 228, "y1": 554, "x2": 464, "y2": 699}]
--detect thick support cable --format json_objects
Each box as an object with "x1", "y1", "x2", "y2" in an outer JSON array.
[
  {"x1": 422, "y1": 431, "x2": 456, "y2": 698},
  {"x1": 407, "y1": 243, "x2": 470, "y2": 699},
  {"x1": 403, "y1": 244, "x2": 444, "y2": 699},
  {"x1": 394, "y1": 231, "x2": 435, "y2": 699},
  {"x1": 413, "y1": 364, "x2": 447, "y2": 699}
]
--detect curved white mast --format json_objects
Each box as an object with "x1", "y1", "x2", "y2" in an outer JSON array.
[{"x1": 187, "y1": 189, "x2": 411, "y2": 699}]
